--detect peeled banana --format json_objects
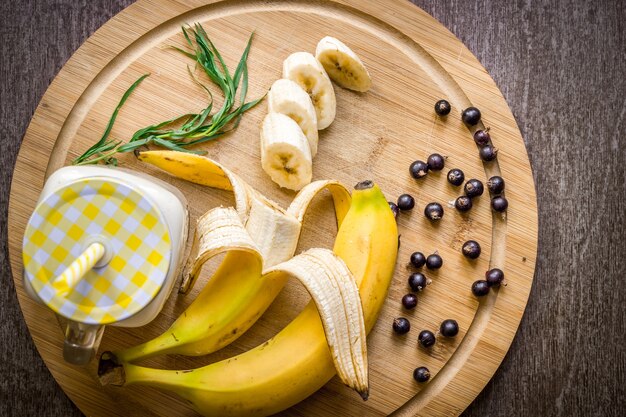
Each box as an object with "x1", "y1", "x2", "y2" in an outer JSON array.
[
  {"x1": 113, "y1": 151, "x2": 350, "y2": 362},
  {"x1": 267, "y1": 78, "x2": 319, "y2": 156},
  {"x1": 283, "y1": 51, "x2": 336, "y2": 129},
  {"x1": 260, "y1": 112, "x2": 312, "y2": 191},
  {"x1": 99, "y1": 180, "x2": 398, "y2": 416},
  {"x1": 316, "y1": 36, "x2": 372, "y2": 92}
]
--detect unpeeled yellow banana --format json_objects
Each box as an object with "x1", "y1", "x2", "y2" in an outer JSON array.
[
  {"x1": 114, "y1": 151, "x2": 350, "y2": 362},
  {"x1": 100, "y1": 180, "x2": 398, "y2": 416}
]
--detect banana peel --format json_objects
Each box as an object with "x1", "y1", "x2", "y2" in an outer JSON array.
[
  {"x1": 100, "y1": 180, "x2": 398, "y2": 415},
  {"x1": 114, "y1": 151, "x2": 350, "y2": 361}
]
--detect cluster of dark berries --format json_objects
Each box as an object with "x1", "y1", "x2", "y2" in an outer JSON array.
[
  {"x1": 453, "y1": 178, "x2": 483, "y2": 212},
  {"x1": 399, "y1": 252, "x2": 443, "y2": 311},
  {"x1": 408, "y1": 154, "x2": 445, "y2": 221},
  {"x1": 392, "y1": 314, "x2": 461, "y2": 384},
  {"x1": 460, "y1": 106, "x2": 509, "y2": 212},
  {"x1": 412, "y1": 320, "x2": 460, "y2": 383},
  {"x1": 454, "y1": 176, "x2": 508, "y2": 213},
  {"x1": 410, "y1": 251, "x2": 443, "y2": 270},
  {"x1": 391, "y1": 101, "x2": 512, "y2": 384},
  {"x1": 471, "y1": 268, "x2": 506, "y2": 297},
  {"x1": 389, "y1": 193, "x2": 416, "y2": 219},
  {"x1": 409, "y1": 153, "x2": 446, "y2": 180},
  {"x1": 487, "y1": 176, "x2": 508, "y2": 212},
  {"x1": 473, "y1": 128, "x2": 498, "y2": 162},
  {"x1": 461, "y1": 106, "x2": 498, "y2": 163}
]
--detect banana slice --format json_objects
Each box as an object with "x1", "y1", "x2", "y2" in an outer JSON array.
[
  {"x1": 268, "y1": 79, "x2": 319, "y2": 156},
  {"x1": 283, "y1": 52, "x2": 336, "y2": 130},
  {"x1": 260, "y1": 113, "x2": 312, "y2": 191},
  {"x1": 315, "y1": 36, "x2": 372, "y2": 92}
]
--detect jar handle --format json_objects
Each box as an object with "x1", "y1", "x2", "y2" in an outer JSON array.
[
  {"x1": 51, "y1": 241, "x2": 108, "y2": 365},
  {"x1": 63, "y1": 321, "x2": 105, "y2": 365}
]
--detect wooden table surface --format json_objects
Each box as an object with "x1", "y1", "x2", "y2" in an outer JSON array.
[{"x1": 0, "y1": 1, "x2": 623, "y2": 416}]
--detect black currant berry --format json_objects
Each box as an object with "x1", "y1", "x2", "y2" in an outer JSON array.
[
  {"x1": 408, "y1": 272, "x2": 429, "y2": 292},
  {"x1": 462, "y1": 107, "x2": 481, "y2": 125},
  {"x1": 388, "y1": 202, "x2": 400, "y2": 219},
  {"x1": 402, "y1": 293, "x2": 418, "y2": 309},
  {"x1": 464, "y1": 179, "x2": 484, "y2": 198},
  {"x1": 486, "y1": 268, "x2": 505, "y2": 287},
  {"x1": 397, "y1": 194, "x2": 415, "y2": 211},
  {"x1": 487, "y1": 176, "x2": 505, "y2": 194},
  {"x1": 427, "y1": 153, "x2": 445, "y2": 171},
  {"x1": 473, "y1": 129, "x2": 491, "y2": 146},
  {"x1": 410, "y1": 252, "x2": 426, "y2": 268},
  {"x1": 413, "y1": 366, "x2": 431, "y2": 382},
  {"x1": 409, "y1": 160, "x2": 429, "y2": 179},
  {"x1": 447, "y1": 168, "x2": 465, "y2": 186},
  {"x1": 418, "y1": 330, "x2": 436, "y2": 348},
  {"x1": 491, "y1": 196, "x2": 508, "y2": 212},
  {"x1": 424, "y1": 202, "x2": 444, "y2": 221},
  {"x1": 462, "y1": 240, "x2": 481, "y2": 259},
  {"x1": 434, "y1": 100, "x2": 451, "y2": 116},
  {"x1": 440, "y1": 319, "x2": 459, "y2": 337},
  {"x1": 455, "y1": 195, "x2": 473, "y2": 212},
  {"x1": 479, "y1": 145, "x2": 498, "y2": 162},
  {"x1": 471, "y1": 280, "x2": 490, "y2": 297},
  {"x1": 426, "y1": 253, "x2": 443, "y2": 270},
  {"x1": 393, "y1": 317, "x2": 411, "y2": 334}
]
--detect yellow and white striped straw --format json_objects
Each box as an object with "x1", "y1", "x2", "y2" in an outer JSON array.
[{"x1": 51, "y1": 242, "x2": 105, "y2": 296}]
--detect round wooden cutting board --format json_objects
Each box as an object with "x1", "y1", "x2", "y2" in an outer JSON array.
[{"x1": 8, "y1": 0, "x2": 538, "y2": 416}]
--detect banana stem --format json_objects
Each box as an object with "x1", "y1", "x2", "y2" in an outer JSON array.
[
  {"x1": 354, "y1": 180, "x2": 373, "y2": 190},
  {"x1": 99, "y1": 351, "x2": 189, "y2": 389}
]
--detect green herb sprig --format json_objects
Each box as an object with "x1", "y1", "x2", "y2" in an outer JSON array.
[
  {"x1": 72, "y1": 74, "x2": 149, "y2": 166},
  {"x1": 73, "y1": 24, "x2": 263, "y2": 165}
]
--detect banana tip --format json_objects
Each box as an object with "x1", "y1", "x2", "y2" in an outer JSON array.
[
  {"x1": 98, "y1": 351, "x2": 126, "y2": 386},
  {"x1": 358, "y1": 388, "x2": 369, "y2": 401}
]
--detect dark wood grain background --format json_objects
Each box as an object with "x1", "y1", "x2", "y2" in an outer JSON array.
[{"x1": 1, "y1": 0, "x2": 624, "y2": 416}]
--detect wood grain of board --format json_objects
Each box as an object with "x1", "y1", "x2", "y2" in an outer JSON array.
[{"x1": 5, "y1": 0, "x2": 539, "y2": 416}]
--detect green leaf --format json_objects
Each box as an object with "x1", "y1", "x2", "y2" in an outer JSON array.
[
  {"x1": 195, "y1": 23, "x2": 231, "y2": 82},
  {"x1": 238, "y1": 58, "x2": 249, "y2": 108},
  {"x1": 184, "y1": 132, "x2": 225, "y2": 146},
  {"x1": 233, "y1": 32, "x2": 254, "y2": 92},
  {"x1": 131, "y1": 113, "x2": 196, "y2": 141},
  {"x1": 73, "y1": 74, "x2": 149, "y2": 164},
  {"x1": 153, "y1": 137, "x2": 207, "y2": 154},
  {"x1": 117, "y1": 138, "x2": 151, "y2": 153},
  {"x1": 169, "y1": 46, "x2": 197, "y2": 60}
]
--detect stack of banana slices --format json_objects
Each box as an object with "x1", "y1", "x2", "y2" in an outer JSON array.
[{"x1": 260, "y1": 36, "x2": 372, "y2": 190}]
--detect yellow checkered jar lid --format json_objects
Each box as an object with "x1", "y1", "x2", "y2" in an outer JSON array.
[{"x1": 22, "y1": 177, "x2": 172, "y2": 325}]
